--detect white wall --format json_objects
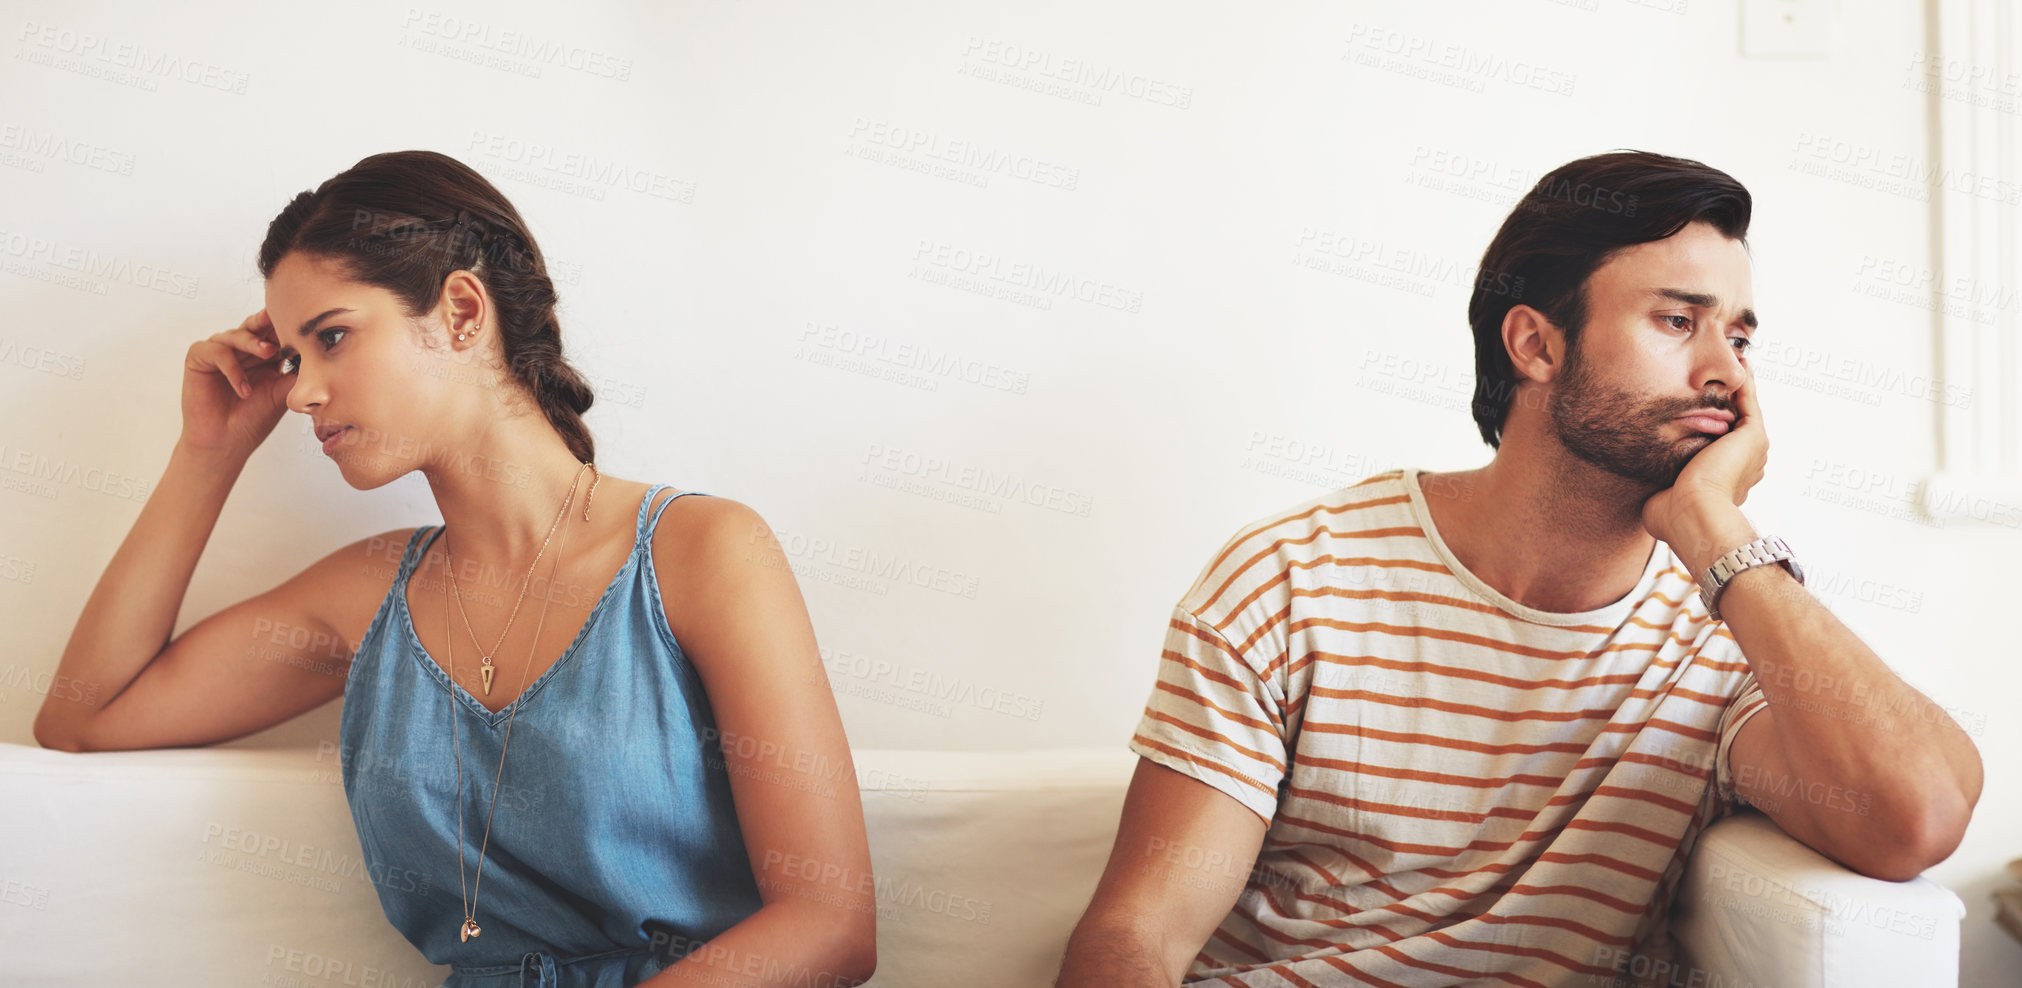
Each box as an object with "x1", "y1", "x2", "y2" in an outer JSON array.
[{"x1": 3, "y1": 0, "x2": 2016, "y2": 981}]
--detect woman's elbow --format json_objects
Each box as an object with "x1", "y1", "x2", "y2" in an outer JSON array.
[{"x1": 828, "y1": 912, "x2": 878, "y2": 985}]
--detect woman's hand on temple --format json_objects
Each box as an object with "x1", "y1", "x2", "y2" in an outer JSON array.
[{"x1": 179, "y1": 308, "x2": 290, "y2": 457}]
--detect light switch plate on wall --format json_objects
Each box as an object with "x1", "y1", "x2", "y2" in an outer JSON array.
[{"x1": 1740, "y1": 0, "x2": 1830, "y2": 57}]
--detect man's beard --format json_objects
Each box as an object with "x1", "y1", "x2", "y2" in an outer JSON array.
[{"x1": 1546, "y1": 341, "x2": 1729, "y2": 491}]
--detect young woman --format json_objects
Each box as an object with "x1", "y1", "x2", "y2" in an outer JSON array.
[{"x1": 33, "y1": 150, "x2": 876, "y2": 988}]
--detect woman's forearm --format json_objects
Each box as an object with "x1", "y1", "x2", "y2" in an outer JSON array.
[
  {"x1": 639, "y1": 902, "x2": 876, "y2": 988},
  {"x1": 33, "y1": 441, "x2": 247, "y2": 747}
]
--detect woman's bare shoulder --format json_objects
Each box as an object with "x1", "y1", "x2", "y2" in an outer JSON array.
[
  {"x1": 650, "y1": 492, "x2": 763, "y2": 551},
  {"x1": 647, "y1": 492, "x2": 770, "y2": 618}
]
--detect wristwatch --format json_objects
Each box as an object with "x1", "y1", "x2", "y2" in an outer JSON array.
[{"x1": 1698, "y1": 535, "x2": 1804, "y2": 620}]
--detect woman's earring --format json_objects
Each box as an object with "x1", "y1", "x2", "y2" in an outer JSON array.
[{"x1": 457, "y1": 332, "x2": 467, "y2": 341}]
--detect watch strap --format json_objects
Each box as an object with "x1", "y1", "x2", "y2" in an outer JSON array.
[{"x1": 1698, "y1": 535, "x2": 1803, "y2": 620}]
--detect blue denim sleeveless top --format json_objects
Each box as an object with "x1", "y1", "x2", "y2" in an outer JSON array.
[{"x1": 338, "y1": 485, "x2": 765, "y2": 988}]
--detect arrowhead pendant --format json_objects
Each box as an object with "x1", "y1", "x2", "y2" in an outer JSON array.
[
  {"x1": 479, "y1": 662, "x2": 495, "y2": 696},
  {"x1": 460, "y1": 918, "x2": 482, "y2": 941}
]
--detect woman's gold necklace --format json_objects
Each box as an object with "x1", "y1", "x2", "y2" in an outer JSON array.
[
  {"x1": 445, "y1": 465, "x2": 598, "y2": 697},
  {"x1": 439, "y1": 460, "x2": 598, "y2": 943}
]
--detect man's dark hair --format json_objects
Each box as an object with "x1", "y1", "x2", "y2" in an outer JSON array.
[{"x1": 1466, "y1": 150, "x2": 1751, "y2": 448}]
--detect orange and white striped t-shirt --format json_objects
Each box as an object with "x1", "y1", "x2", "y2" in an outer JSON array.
[{"x1": 1129, "y1": 467, "x2": 1769, "y2": 988}]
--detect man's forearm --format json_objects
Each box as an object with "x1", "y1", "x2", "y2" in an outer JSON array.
[
  {"x1": 1670, "y1": 502, "x2": 1983, "y2": 869},
  {"x1": 1056, "y1": 919, "x2": 1175, "y2": 988}
]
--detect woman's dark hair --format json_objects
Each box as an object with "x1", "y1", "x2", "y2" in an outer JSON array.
[
  {"x1": 1466, "y1": 149, "x2": 1751, "y2": 448},
  {"x1": 257, "y1": 150, "x2": 596, "y2": 463}
]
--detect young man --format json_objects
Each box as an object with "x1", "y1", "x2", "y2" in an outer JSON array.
[{"x1": 1056, "y1": 150, "x2": 1982, "y2": 988}]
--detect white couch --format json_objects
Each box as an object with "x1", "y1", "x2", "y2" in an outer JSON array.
[{"x1": 0, "y1": 742, "x2": 1966, "y2": 986}]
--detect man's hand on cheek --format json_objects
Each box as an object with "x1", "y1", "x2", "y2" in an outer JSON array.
[{"x1": 1642, "y1": 364, "x2": 1769, "y2": 550}]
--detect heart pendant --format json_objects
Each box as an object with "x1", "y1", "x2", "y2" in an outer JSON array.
[
  {"x1": 480, "y1": 663, "x2": 495, "y2": 696},
  {"x1": 460, "y1": 918, "x2": 481, "y2": 941}
]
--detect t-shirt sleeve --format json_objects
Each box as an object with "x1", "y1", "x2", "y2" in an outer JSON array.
[
  {"x1": 1712, "y1": 669, "x2": 1771, "y2": 810},
  {"x1": 1127, "y1": 603, "x2": 1289, "y2": 824}
]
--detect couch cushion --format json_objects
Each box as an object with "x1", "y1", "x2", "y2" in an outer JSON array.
[
  {"x1": 851, "y1": 748, "x2": 1135, "y2": 986},
  {"x1": 0, "y1": 740, "x2": 450, "y2": 987}
]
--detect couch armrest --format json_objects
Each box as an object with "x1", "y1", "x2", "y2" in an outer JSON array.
[{"x1": 1671, "y1": 809, "x2": 1965, "y2": 987}]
